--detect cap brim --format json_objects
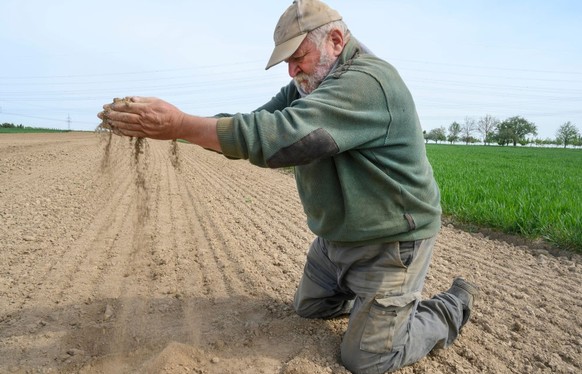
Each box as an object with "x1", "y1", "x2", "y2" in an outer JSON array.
[{"x1": 265, "y1": 33, "x2": 308, "y2": 70}]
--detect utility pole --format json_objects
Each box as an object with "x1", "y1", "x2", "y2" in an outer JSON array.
[{"x1": 67, "y1": 114, "x2": 71, "y2": 131}]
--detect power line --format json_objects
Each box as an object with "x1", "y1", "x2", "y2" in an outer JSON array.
[
  {"x1": 1, "y1": 58, "x2": 579, "y2": 136},
  {"x1": 0, "y1": 60, "x2": 266, "y2": 80},
  {"x1": 1, "y1": 111, "x2": 94, "y2": 126}
]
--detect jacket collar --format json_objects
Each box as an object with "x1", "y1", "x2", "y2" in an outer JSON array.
[{"x1": 331, "y1": 37, "x2": 363, "y2": 77}]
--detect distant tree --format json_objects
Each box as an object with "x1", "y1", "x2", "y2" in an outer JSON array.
[
  {"x1": 447, "y1": 121, "x2": 461, "y2": 144},
  {"x1": 493, "y1": 126, "x2": 510, "y2": 146},
  {"x1": 478, "y1": 114, "x2": 499, "y2": 145},
  {"x1": 426, "y1": 127, "x2": 447, "y2": 143},
  {"x1": 461, "y1": 116, "x2": 476, "y2": 145},
  {"x1": 484, "y1": 132, "x2": 497, "y2": 145},
  {"x1": 436, "y1": 127, "x2": 447, "y2": 143},
  {"x1": 460, "y1": 135, "x2": 480, "y2": 144},
  {"x1": 496, "y1": 116, "x2": 537, "y2": 146},
  {"x1": 555, "y1": 121, "x2": 580, "y2": 148}
]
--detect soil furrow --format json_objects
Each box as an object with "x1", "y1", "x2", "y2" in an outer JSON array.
[
  {"x1": 178, "y1": 158, "x2": 302, "y2": 301},
  {"x1": 178, "y1": 150, "x2": 309, "y2": 284}
]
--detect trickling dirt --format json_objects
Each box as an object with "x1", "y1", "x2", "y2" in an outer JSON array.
[
  {"x1": 0, "y1": 132, "x2": 581, "y2": 374},
  {"x1": 170, "y1": 139, "x2": 180, "y2": 170},
  {"x1": 98, "y1": 130, "x2": 113, "y2": 172}
]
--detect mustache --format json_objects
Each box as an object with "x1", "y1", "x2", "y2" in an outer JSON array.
[{"x1": 294, "y1": 73, "x2": 308, "y2": 82}]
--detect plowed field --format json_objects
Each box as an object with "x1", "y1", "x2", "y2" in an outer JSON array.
[{"x1": 1, "y1": 132, "x2": 580, "y2": 373}]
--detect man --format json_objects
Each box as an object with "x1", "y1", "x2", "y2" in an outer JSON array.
[{"x1": 98, "y1": 1, "x2": 479, "y2": 373}]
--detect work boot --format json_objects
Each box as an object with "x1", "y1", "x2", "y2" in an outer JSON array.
[{"x1": 446, "y1": 277, "x2": 480, "y2": 329}]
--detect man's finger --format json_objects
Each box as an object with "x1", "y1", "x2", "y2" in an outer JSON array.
[
  {"x1": 109, "y1": 98, "x2": 148, "y2": 114},
  {"x1": 111, "y1": 119, "x2": 145, "y2": 132},
  {"x1": 117, "y1": 128, "x2": 146, "y2": 138},
  {"x1": 106, "y1": 110, "x2": 141, "y2": 124},
  {"x1": 128, "y1": 96, "x2": 154, "y2": 104}
]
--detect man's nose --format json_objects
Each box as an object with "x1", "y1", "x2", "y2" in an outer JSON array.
[{"x1": 288, "y1": 61, "x2": 301, "y2": 78}]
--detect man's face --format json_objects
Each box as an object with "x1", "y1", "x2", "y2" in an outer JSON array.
[{"x1": 286, "y1": 36, "x2": 336, "y2": 94}]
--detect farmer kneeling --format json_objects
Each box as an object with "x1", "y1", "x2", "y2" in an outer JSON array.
[{"x1": 99, "y1": 1, "x2": 479, "y2": 372}]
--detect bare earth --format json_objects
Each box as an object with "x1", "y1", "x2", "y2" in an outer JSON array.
[{"x1": 0, "y1": 132, "x2": 580, "y2": 374}]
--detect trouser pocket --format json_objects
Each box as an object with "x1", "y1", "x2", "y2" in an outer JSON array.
[
  {"x1": 360, "y1": 296, "x2": 416, "y2": 353},
  {"x1": 399, "y1": 240, "x2": 416, "y2": 267}
]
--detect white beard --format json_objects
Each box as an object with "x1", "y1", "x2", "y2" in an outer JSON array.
[{"x1": 293, "y1": 48, "x2": 336, "y2": 95}]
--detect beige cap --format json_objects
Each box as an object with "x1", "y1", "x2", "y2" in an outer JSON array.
[{"x1": 266, "y1": 0, "x2": 342, "y2": 70}]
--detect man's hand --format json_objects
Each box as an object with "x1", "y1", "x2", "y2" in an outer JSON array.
[
  {"x1": 98, "y1": 96, "x2": 185, "y2": 140},
  {"x1": 97, "y1": 96, "x2": 222, "y2": 153}
]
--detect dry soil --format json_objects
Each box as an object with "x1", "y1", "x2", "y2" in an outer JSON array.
[{"x1": 0, "y1": 132, "x2": 580, "y2": 374}]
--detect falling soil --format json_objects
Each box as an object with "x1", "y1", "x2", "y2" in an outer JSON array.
[
  {"x1": 1, "y1": 133, "x2": 581, "y2": 374},
  {"x1": 96, "y1": 124, "x2": 113, "y2": 171},
  {"x1": 170, "y1": 139, "x2": 180, "y2": 169},
  {"x1": 95, "y1": 96, "x2": 131, "y2": 171},
  {"x1": 129, "y1": 136, "x2": 150, "y2": 225}
]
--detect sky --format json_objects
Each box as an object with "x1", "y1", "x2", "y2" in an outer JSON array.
[{"x1": 1, "y1": 0, "x2": 581, "y2": 140}]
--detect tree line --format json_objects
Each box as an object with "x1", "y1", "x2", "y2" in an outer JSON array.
[
  {"x1": 1, "y1": 122, "x2": 25, "y2": 129},
  {"x1": 1, "y1": 122, "x2": 69, "y2": 133},
  {"x1": 424, "y1": 116, "x2": 581, "y2": 148}
]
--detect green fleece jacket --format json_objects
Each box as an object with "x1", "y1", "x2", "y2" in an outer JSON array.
[{"x1": 216, "y1": 38, "x2": 441, "y2": 245}]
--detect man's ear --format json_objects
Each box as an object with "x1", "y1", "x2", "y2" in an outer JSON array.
[{"x1": 329, "y1": 29, "x2": 345, "y2": 57}]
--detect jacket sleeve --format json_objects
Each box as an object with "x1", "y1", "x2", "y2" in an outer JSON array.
[{"x1": 216, "y1": 70, "x2": 392, "y2": 168}]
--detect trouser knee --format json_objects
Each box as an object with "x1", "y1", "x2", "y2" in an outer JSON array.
[
  {"x1": 340, "y1": 342, "x2": 401, "y2": 374},
  {"x1": 293, "y1": 293, "x2": 315, "y2": 318},
  {"x1": 293, "y1": 290, "x2": 353, "y2": 319},
  {"x1": 340, "y1": 342, "x2": 367, "y2": 374}
]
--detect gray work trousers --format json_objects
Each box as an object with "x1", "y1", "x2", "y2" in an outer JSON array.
[{"x1": 293, "y1": 236, "x2": 465, "y2": 374}]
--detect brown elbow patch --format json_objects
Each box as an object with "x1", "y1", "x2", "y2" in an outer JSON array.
[{"x1": 267, "y1": 128, "x2": 339, "y2": 168}]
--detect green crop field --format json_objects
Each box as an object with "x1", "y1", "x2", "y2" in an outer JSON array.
[{"x1": 426, "y1": 144, "x2": 581, "y2": 252}]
